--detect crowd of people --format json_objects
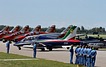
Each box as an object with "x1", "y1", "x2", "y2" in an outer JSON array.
[{"x1": 69, "y1": 45, "x2": 97, "y2": 67}]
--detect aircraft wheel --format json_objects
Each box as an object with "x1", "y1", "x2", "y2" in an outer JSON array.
[
  {"x1": 41, "y1": 48, "x2": 45, "y2": 51},
  {"x1": 18, "y1": 46, "x2": 21, "y2": 50},
  {"x1": 49, "y1": 47, "x2": 52, "y2": 51},
  {"x1": 94, "y1": 47, "x2": 98, "y2": 50},
  {"x1": 3, "y1": 39, "x2": 7, "y2": 43},
  {"x1": 67, "y1": 47, "x2": 70, "y2": 49}
]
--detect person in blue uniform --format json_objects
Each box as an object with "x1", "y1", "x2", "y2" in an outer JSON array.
[
  {"x1": 33, "y1": 43, "x2": 37, "y2": 58},
  {"x1": 83, "y1": 45, "x2": 88, "y2": 66},
  {"x1": 75, "y1": 45, "x2": 80, "y2": 64},
  {"x1": 69, "y1": 45, "x2": 74, "y2": 64},
  {"x1": 86, "y1": 46, "x2": 92, "y2": 67},
  {"x1": 80, "y1": 45, "x2": 85, "y2": 65},
  {"x1": 91, "y1": 47, "x2": 97, "y2": 67},
  {"x1": 77, "y1": 45, "x2": 82, "y2": 65},
  {"x1": 6, "y1": 41, "x2": 11, "y2": 54}
]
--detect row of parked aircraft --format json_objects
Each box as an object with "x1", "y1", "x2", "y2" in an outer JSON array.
[
  {"x1": 0, "y1": 25, "x2": 56, "y2": 42},
  {"x1": 0, "y1": 25, "x2": 105, "y2": 51}
]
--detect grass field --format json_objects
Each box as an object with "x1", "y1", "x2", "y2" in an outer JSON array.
[
  {"x1": 0, "y1": 52, "x2": 77, "y2": 67},
  {"x1": 79, "y1": 34, "x2": 106, "y2": 39},
  {"x1": 87, "y1": 34, "x2": 106, "y2": 39}
]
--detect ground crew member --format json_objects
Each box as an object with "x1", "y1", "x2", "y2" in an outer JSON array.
[
  {"x1": 75, "y1": 45, "x2": 79, "y2": 64},
  {"x1": 86, "y1": 46, "x2": 92, "y2": 67},
  {"x1": 69, "y1": 45, "x2": 74, "y2": 64},
  {"x1": 33, "y1": 43, "x2": 37, "y2": 58},
  {"x1": 91, "y1": 48, "x2": 97, "y2": 67},
  {"x1": 6, "y1": 41, "x2": 11, "y2": 54}
]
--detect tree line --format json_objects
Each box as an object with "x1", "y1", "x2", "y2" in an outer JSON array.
[
  {"x1": 0, "y1": 25, "x2": 106, "y2": 34},
  {"x1": 77, "y1": 26, "x2": 106, "y2": 34}
]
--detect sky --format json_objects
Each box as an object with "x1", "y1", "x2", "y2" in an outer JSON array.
[{"x1": 0, "y1": 0, "x2": 106, "y2": 29}]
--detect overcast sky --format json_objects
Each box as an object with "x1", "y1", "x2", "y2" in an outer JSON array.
[{"x1": 0, "y1": 0, "x2": 106, "y2": 29}]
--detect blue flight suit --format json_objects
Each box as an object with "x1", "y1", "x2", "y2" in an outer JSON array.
[
  {"x1": 80, "y1": 47, "x2": 84, "y2": 65},
  {"x1": 33, "y1": 44, "x2": 37, "y2": 58},
  {"x1": 91, "y1": 50, "x2": 97, "y2": 67},
  {"x1": 77, "y1": 47, "x2": 81, "y2": 64},
  {"x1": 77, "y1": 47, "x2": 82, "y2": 65},
  {"x1": 86, "y1": 48, "x2": 92, "y2": 67},
  {"x1": 83, "y1": 48, "x2": 87, "y2": 66},
  {"x1": 69, "y1": 46, "x2": 74, "y2": 64},
  {"x1": 75, "y1": 47, "x2": 79, "y2": 64},
  {"x1": 6, "y1": 41, "x2": 11, "y2": 54}
]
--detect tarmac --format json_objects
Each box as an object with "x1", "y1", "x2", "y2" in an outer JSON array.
[{"x1": 0, "y1": 42, "x2": 106, "y2": 67}]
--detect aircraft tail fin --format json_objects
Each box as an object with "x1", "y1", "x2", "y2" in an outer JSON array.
[
  {"x1": 60, "y1": 25, "x2": 73, "y2": 34},
  {"x1": 1, "y1": 26, "x2": 10, "y2": 32},
  {"x1": 11, "y1": 25, "x2": 21, "y2": 33},
  {"x1": 45, "y1": 25, "x2": 56, "y2": 33},
  {"x1": 33, "y1": 25, "x2": 41, "y2": 32},
  {"x1": 61, "y1": 26, "x2": 77, "y2": 40},
  {"x1": 21, "y1": 25, "x2": 30, "y2": 33}
]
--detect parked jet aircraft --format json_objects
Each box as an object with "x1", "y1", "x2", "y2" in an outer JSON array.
[
  {"x1": 12, "y1": 25, "x2": 41, "y2": 42},
  {"x1": 80, "y1": 36, "x2": 105, "y2": 49},
  {"x1": 13, "y1": 25, "x2": 56, "y2": 42},
  {"x1": 0, "y1": 26, "x2": 21, "y2": 41},
  {"x1": 3, "y1": 25, "x2": 30, "y2": 42},
  {"x1": 14, "y1": 25, "x2": 80, "y2": 51}
]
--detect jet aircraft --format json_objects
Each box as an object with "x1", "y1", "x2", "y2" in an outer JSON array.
[
  {"x1": 80, "y1": 36, "x2": 105, "y2": 49},
  {"x1": 0, "y1": 25, "x2": 21, "y2": 41},
  {"x1": 3, "y1": 25, "x2": 30, "y2": 42}
]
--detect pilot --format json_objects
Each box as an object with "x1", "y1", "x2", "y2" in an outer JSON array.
[
  {"x1": 80, "y1": 45, "x2": 85, "y2": 65},
  {"x1": 91, "y1": 47, "x2": 97, "y2": 67},
  {"x1": 69, "y1": 45, "x2": 74, "y2": 64},
  {"x1": 83, "y1": 45, "x2": 88, "y2": 66},
  {"x1": 77, "y1": 45, "x2": 82, "y2": 65},
  {"x1": 75, "y1": 45, "x2": 80, "y2": 64},
  {"x1": 86, "y1": 46, "x2": 92, "y2": 67},
  {"x1": 6, "y1": 41, "x2": 11, "y2": 54}
]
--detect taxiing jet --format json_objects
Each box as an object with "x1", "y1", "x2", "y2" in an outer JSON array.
[
  {"x1": 0, "y1": 25, "x2": 21, "y2": 41},
  {"x1": 14, "y1": 25, "x2": 80, "y2": 51},
  {"x1": 3, "y1": 25, "x2": 30, "y2": 42}
]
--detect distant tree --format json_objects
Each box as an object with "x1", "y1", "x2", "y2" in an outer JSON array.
[
  {"x1": 41, "y1": 28, "x2": 48, "y2": 32},
  {"x1": 0, "y1": 25, "x2": 6, "y2": 30}
]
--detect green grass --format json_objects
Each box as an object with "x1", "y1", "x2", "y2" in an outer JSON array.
[
  {"x1": 87, "y1": 34, "x2": 106, "y2": 39},
  {"x1": 79, "y1": 34, "x2": 106, "y2": 39},
  {"x1": 0, "y1": 52, "x2": 77, "y2": 67},
  {"x1": 99, "y1": 48, "x2": 106, "y2": 50},
  {"x1": 0, "y1": 52, "x2": 32, "y2": 59}
]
